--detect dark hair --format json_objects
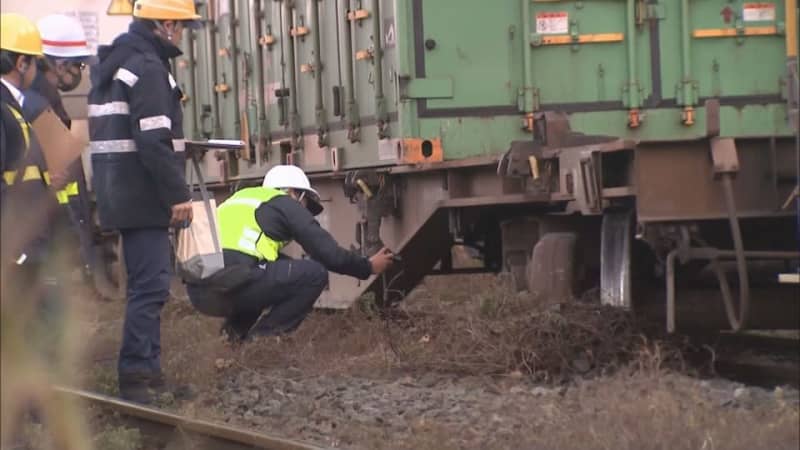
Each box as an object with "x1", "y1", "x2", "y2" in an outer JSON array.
[
  {"x1": 0, "y1": 51, "x2": 33, "y2": 75},
  {"x1": 36, "y1": 57, "x2": 51, "y2": 73},
  {"x1": 134, "y1": 18, "x2": 159, "y2": 30}
]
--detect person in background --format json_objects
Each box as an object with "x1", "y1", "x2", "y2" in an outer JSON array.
[
  {"x1": 186, "y1": 165, "x2": 396, "y2": 342},
  {"x1": 24, "y1": 13, "x2": 98, "y2": 283},
  {"x1": 1, "y1": 12, "x2": 59, "y2": 305},
  {"x1": 87, "y1": 0, "x2": 201, "y2": 404}
]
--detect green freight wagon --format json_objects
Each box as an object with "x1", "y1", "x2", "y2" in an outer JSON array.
[{"x1": 100, "y1": 0, "x2": 800, "y2": 332}]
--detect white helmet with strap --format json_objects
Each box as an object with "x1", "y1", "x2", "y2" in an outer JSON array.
[
  {"x1": 262, "y1": 165, "x2": 323, "y2": 215},
  {"x1": 36, "y1": 14, "x2": 95, "y2": 61}
]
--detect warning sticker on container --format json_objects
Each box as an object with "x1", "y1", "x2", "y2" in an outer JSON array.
[
  {"x1": 535, "y1": 12, "x2": 569, "y2": 35},
  {"x1": 742, "y1": 3, "x2": 776, "y2": 22}
]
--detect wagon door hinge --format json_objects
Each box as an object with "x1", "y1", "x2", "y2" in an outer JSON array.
[{"x1": 638, "y1": 1, "x2": 665, "y2": 22}]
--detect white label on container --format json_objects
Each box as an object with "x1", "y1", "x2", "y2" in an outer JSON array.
[
  {"x1": 535, "y1": 12, "x2": 569, "y2": 35},
  {"x1": 742, "y1": 3, "x2": 776, "y2": 21},
  {"x1": 378, "y1": 139, "x2": 400, "y2": 161},
  {"x1": 384, "y1": 19, "x2": 396, "y2": 49}
]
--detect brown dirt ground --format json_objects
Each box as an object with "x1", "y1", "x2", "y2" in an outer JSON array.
[{"x1": 71, "y1": 274, "x2": 799, "y2": 450}]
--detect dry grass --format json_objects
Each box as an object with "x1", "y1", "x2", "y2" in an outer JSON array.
[
  {"x1": 205, "y1": 273, "x2": 684, "y2": 385},
  {"x1": 1, "y1": 237, "x2": 93, "y2": 450},
  {"x1": 530, "y1": 370, "x2": 800, "y2": 450},
  {"x1": 393, "y1": 300, "x2": 661, "y2": 382},
  {"x1": 74, "y1": 273, "x2": 799, "y2": 450},
  {"x1": 79, "y1": 273, "x2": 690, "y2": 390}
]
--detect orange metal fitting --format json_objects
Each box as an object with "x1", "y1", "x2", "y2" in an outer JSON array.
[
  {"x1": 682, "y1": 107, "x2": 695, "y2": 126},
  {"x1": 524, "y1": 113, "x2": 535, "y2": 132},
  {"x1": 628, "y1": 109, "x2": 641, "y2": 128}
]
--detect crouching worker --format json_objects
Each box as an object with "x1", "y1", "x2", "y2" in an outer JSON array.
[{"x1": 186, "y1": 165, "x2": 395, "y2": 342}]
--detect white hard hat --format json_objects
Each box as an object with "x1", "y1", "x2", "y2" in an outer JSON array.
[
  {"x1": 37, "y1": 14, "x2": 96, "y2": 62},
  {"x1": 263, "y1": 165, "x2": 323, "y2": 215}
]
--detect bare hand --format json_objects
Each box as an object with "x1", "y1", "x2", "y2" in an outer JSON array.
[
  {"x1": 369, "y1": 247, "x2": 395, "y2": 275},
  {"x1": 50, "y1": 171, "x2": 69, "y2": 189},
  {"x1": 170, "y1": 200, "x2": 194, "y2": 227}
]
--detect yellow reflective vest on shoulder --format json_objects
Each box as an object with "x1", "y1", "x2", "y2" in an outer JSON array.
[
  {"x1": 3, "y1": 103, "x2": 73, "y2": 204},
  {"x1": 217, "y1": 187, "x2": 288, "y2": 262}
]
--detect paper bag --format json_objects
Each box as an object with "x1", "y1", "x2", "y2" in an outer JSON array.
[
  {"x1": 30, "y1": 107, "x2": 85, "y2": 189},
  {"x1": 176, "y1": 199, "x2": 224, "y2": 282}
]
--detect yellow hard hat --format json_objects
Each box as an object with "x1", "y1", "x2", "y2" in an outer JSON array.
[
  {"x1": 1, "y1": 13, "x2": 44, "y2": 56},
  {"x1": 133, "y1": 0, "x2": 202, "y2": 22}
]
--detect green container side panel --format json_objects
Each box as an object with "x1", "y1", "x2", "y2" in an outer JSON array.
[
  {"x1": 419, "y1": 117, "x2": 531, "y2": 160},
  {"x1": 528, "y1": 1, "x2": 652, "y2": 106},
  {"x1": 686, "y1": 1, "x2": 787, "y2": 99},
  {"x1": 420, "y1": 0, "x2": 523, "y2": 110},
  {"x1": 178, "y1": 0, "x2": 798, "y2": 176},
  {"x1": 718, "y1": 104, "x2": 797, "y2": 136},
  {"x1": 568, "y1": 108, "x2": 707, "y2": 142},
  {"x1": 264, "y1": 1, "x2": 284, "y2": 135},
  {"x1": 568, "y1": 104, "x2": 794, "y2": 140}
]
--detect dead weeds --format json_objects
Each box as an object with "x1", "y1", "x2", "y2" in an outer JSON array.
[
  {"x1": 213, "y1": 274, "x2": 686, "y2": 386},
  {"x1": 76, "y1": 274, "x2": 798, "y2": 450},
  {"x1": 530, "y1": 370, "x2": 800, "y2": 450}
]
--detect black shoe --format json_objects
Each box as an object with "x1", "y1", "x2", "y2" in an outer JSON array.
[
  {"x1": 220, "y1": 321, "x2": 247, "y2": 343},
  {"x1": 118, "y1": 372, "x2": 154, "y2": 405},
  {"x1": 150, "y1": 371, "x2": 195, "y2": 401},
  {"x1": 219, "y1": 315, "x2": 259, "y2": 343},
  {"x1": 150, "y1": 370, "x2": 165, "y2": 390}
]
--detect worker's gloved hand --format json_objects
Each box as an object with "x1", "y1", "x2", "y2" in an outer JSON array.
[
  {"x1": 170, "y1": 200, "x2": 194, "y2": 228},
  {"x1": 369, "y1": 247, "x2": 395, "y2": 275}
]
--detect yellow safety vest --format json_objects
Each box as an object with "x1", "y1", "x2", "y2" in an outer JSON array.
[
  {"x1": 3, "y1": 104, "x2": 75, "y2": 204},
  {"x1": 217, "y1": 187, "x2": 288, "y2": 262}
]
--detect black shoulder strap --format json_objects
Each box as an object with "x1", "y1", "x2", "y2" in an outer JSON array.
[{"x1": 2, "y1": 103, "x2": 31, "y2": 186}]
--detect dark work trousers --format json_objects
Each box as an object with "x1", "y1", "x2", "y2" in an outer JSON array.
[
  {"x1": 118, "y1": 227, "x2": 171, "y2": 377},
  {"x1": 188, "y1": 258, "x2": 327, "y2": 338},
  {"x1": 65, "y1": 171, "x2": 95, "y2": 276}
]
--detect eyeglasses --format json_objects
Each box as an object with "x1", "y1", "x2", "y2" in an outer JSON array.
[
  {"x1": 64, "y1": 61, "x2": 87, "y2": 71},
  {"x1": 48, "y1": 59, "x2": 87, "y2": 72}
]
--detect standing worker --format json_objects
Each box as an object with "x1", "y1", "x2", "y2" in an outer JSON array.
[
  {"x1": 186, "y1": 165, "x2": 396, "y2": 342},
  {"x1": 1, "y1": 13, "x2": 57, "y2": 287},
  {"x1": 1, "y1": 14, "x2": 83, "y2": 442},
  {"x1": 87, "y1": 0, "x2": 201, "y2": 404},
  {"x1": 24, "y1": 14, "x2": 98, "y2": 283}
]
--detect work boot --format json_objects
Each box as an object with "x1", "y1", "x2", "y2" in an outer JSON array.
[
  {"x1": 219, "y1": 314, "x2": 260, "y2": 344},
  {"x1": 149, "y1": 370, "x2": 195, "y2": 401},
  {"x1": 118, "y1": 372, "x2": 155, "y2": 405}
]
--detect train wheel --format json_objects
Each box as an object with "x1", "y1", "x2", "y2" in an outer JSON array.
[
  {"x1": 526, "y1": 232, "x2": 582, "y2": 303},
  {"x1": 600, "y1": 209, "x2": 634, "y2": 308}
]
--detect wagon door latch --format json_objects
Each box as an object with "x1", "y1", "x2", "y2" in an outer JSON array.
[{"x1": 343, "y1": 170, "x2": 397, "y2": 257}]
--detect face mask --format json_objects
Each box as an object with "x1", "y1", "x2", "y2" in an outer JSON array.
[{"x1": 55, "y1": 61, "x2": 84, "y2": 92}]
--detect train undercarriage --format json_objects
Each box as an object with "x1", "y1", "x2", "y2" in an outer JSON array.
[{"x1": 89, "y1": 113, "x2": 799, "y2": 334}]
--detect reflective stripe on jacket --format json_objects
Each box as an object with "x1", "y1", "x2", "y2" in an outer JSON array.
[{"x1": 88, "y1": 21, "x2": 190, "y2": 230}]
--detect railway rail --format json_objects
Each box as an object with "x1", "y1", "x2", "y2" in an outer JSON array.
[
  {"x1": 687, "y1": 332, "x2": 800, "y2": 389},
  {"x1": 54, "y1": 386, "x2": 324, "y2": 450}
]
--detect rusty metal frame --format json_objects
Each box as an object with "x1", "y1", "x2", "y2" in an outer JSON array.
[{"x1": 666, "y1": 244, "x2": 800, "y2": 333}]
